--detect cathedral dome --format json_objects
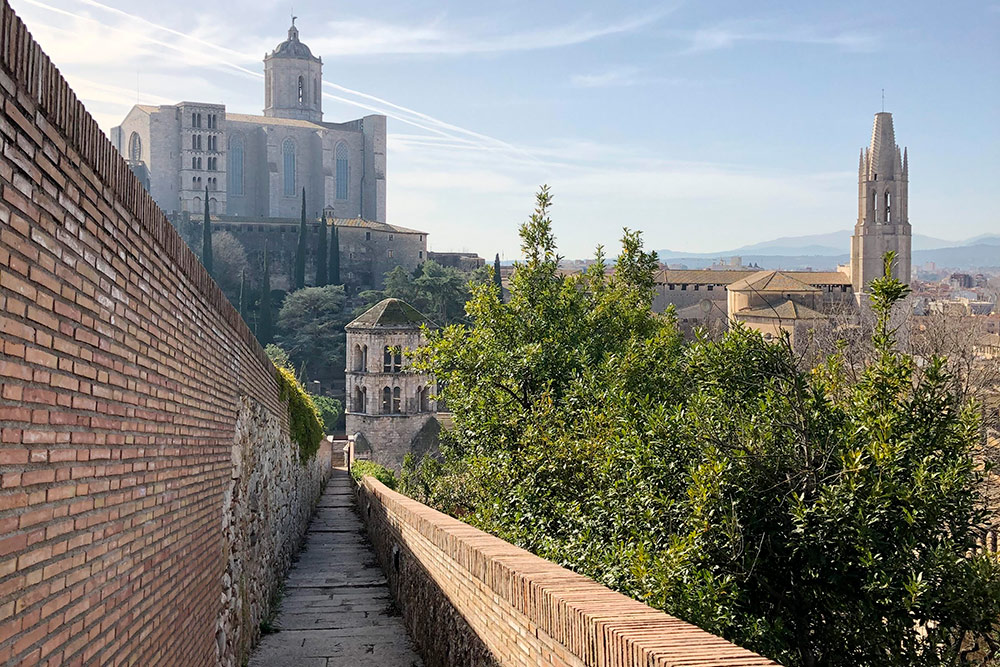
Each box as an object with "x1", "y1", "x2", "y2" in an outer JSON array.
[{"x1": 270, "y1": 24, "x2": 320, "y2": 61}]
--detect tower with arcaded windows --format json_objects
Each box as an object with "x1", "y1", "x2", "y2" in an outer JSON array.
[
  {"x1": 850, "y1": 111, "x2": 912, "y2": 295},
  {"x1": 264, "y1": 20, "x2": 323, "y2": 124},
  {"x1": 345, "y1": 299, "x2": 440, "y2": 469}
]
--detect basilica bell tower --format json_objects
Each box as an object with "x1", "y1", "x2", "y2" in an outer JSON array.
[
  {"x1": 850, "y1": 112, "x2": 912, "y2": 295},
  {"x1": 264, "y1": 19, "x2": 323, "y2": 123}
]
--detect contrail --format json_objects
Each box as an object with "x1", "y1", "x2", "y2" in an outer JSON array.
[{"x1": 21, "y1": 0, "x2": 536, "y2": 160}]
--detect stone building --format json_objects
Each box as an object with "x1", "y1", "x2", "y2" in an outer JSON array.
[
  {"x1": 345, "y1": 299, "x2": 440, "y2": 469},
  {"x1": 851, "y1": 112, "x2": 912, "y2": 295},
  {"x1": 110, "y1": 21, "x2": 386, "y2": 223},
  {"x1": 726, "y1": 270, "x2": 829, "y2": 347}
]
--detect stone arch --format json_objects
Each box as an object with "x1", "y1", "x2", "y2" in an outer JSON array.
[{"x1": 353, "y1": 385, "x2": 366, "y2": 414}]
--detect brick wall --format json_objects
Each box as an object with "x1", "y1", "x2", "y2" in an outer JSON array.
[
  {"x1": 0, "y1": 2, "x2": 330, "y2": 664},
  {"x1": 357, "y1": 476, "x2": 779, "y2": 667}
]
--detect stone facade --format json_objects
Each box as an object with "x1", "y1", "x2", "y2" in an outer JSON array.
[
  {"x1": 345, "y1": 299, "x2": 440, "y2": 469},
  {"x1": 851, "y1": 112, "x2": 912, "y2": 294},
  {"x1": 0, "y1": 5, "x2": 331, "y2": 663},
  {"x1": 110, "y1": 23, "x2": 386, "y2": 223}
]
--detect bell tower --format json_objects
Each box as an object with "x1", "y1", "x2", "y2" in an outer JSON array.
[
  {"x1": 264, "y1": 19, "x2": 323, "y2": 123},
  {"x1": 850, "y1": 111, "x2": 911, "y2": 294}
]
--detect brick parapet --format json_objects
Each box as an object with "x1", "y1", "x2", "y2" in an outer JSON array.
[
  {"x1": 0, "y1": 2, "x2": 330, "y2": 664},
  {"x1": 358, "y1": 476, "x2": 779, "y2": 667}
]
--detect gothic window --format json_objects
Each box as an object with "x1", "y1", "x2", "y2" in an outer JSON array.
[
  {"x1": 335, "y1": 142, "x2": 349, "y2": 200},
  {"x1": 418, "y1": 386, "x2": 429, "y2": 412},
  {"x1": 354, "y1": 386, "x2": 366, "y2": 413},
  {"x1": 298, "y1": 76, "x2": 304, "y2": 105},
  {"x1": 191, "y1": 135, "x2": 197, "y2": 150},
  {"x1": 392, "y1": 387, "x2": 401, "y2": 413},
  {"x1": 128, "y1": 133, "x2": 141, "y2": 161},
  {"x1": 381, "y1": 387, "x2": 391, "y2": 414},
  {"x1": 229, "y1": 135, "x2": 244, "y2": 195},
  {"x1": 315, "y1": 77, "x2": 321, "y2": 104},
  {"x1": 872, "y1": 191, "x2": 878, "y2": 222},
  {"x1": 885, "y1": 191, "x2": 891, "y2": 223},
  {"x1": 192, "y1": 157, "x2": 197, "y2": 170},
  {"x1": 283, "y1": 139, "x2": 296, "y2": 197}
]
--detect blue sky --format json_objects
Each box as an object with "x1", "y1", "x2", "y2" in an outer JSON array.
[{"x1": 11, "y1": 0, "x2": 999, "y2": 259}]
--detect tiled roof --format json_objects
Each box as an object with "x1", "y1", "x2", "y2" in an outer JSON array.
[
  {"x1": 225, "y1": 112, "x2": 325, "y2": 129},
  {"x1": 737, "y1": 299, "x2": 828, "y2": 320},
  {"x1": 727, "y1": 270, "x2": 820, "y2": 293},
  {"x1": 330, "y1": 218, "x2": 425, "y2": 235},
  {"x1": 656, "y1": 269, "x2": 851, "y2": 287},
  {"x1": 212, "y1": 216, "x2": 426, "y2": 235},
  {"x1": 346, "y1": 298, "x2": 434, "y2": 330}
]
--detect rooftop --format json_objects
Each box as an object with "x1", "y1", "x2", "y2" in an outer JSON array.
[
  {"x1": 657, "y1": 269, "x2": 850, "y2": 287},
  {"x1": 268, "y1": 23, "x2": 320, "y2": 62},
  {"x1": 727, "y1": 270, "x2": 820, "y2": 293},
  {"x1": 737, "y1": 299, "x2": 828, "y2": 320},
  {"x1": 346, "y1": 298, "x2": 435, "y2": 330}
]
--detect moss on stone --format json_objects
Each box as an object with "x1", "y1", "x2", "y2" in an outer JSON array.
[{"x1": 275, "y1": 365, "x2": 324, "y2": 462}]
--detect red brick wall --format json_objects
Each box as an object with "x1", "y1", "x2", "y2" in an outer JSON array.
[
  {"x1": 358, "y1": 477, "x2": 779, "y2": 667},
  {"x1": 0, "y1": 3, "x2": 328, "y2": 664}
]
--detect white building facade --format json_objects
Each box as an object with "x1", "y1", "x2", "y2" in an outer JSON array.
[{"x1": 110, "y1": 22, "x2": 386, "y2": 224}]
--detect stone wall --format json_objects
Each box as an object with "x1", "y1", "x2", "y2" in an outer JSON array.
[
  {"x1": 357, "y1": 476, "x2": 778, "y2": 667},
  {"x1": 0, "y1": 3, "x2": 330, "y2": 664}
]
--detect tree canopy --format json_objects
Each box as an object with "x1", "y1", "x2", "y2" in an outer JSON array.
[
  {"x1": 404, "y1": 188, "x2": 1000, "y2": 666},
  {"x1": 275, "y1": 284, "x2": 350, "y2": 382},
  {"x1": 358, "y1": 260, "x2": 489, "y2": 326}
]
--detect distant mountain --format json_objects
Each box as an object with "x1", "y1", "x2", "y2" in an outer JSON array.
[{"x1": 963, "y1": 234, "x2": 1000, "y2": 246}]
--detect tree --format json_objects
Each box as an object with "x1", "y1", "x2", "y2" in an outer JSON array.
[
  {"x1": 358, "y1": 260, "x2": 482, "y2": 326},
  {"x1": 238, "y1": 268, "x2": 248, "y2": 322},
  {"x1": 258, "y1": 245, "x2": 274, "y2": 345},
  {"x1": 275, "y1": 284, "x2": 350, "y2": 381},
  {"x1": 315, "y1": 213, "x2": 328, "y2": 287},
  {"x1": 492, "y1": 253, "x2": 503, "y2": 300},
  {"x1": 405, "y1": 190, "x2": 1000, "y2": 666},
  {"x1": 310, "y1": 394, "x2": 343, "y2": 435},
  {"x1": 212, "y1": 231, "x2": 248, "y2": 298},
  {"x1": 329, "y1": 220, "x2": 341, "y2": 285},
  {"x1": 201, "y1": 186, "x2": 213, "y2": 275},
  {"x1": 294, "y1": 187, "x2": 307, "y2": 290},
  {"x1": 265, "y1": 343, "x2": 291, "y2": 370}
]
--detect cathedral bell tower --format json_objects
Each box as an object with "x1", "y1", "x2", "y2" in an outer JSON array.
[
  {"x1": 264, "y1": 19, "x2": 323, "y2": 123},
  {"x1": 850, "y1": 111, "x2": 911, "y2": 295}
]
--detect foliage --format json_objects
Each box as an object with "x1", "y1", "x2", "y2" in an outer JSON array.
[
  {"x1": 265, "y1": 343, "x2": 292, "y2": 370},
  {"x1": 358, "y1": 260, "x2": 488, "y2": 326},
  {"x1": 257, "y1": 246, "x2": 274, "y2": 345},
  {"x1": 403, "y1": 187, "x2": 1000, "y2": 666},
  {"x1": 329, "y1": 222, "x2": 340, "y2": 285},
  {"x1": 213, "y1": 231, "x2": 248, "y2": 297},
  {"x1": 238, "y1": 268, "x2": 248, "y2": 322},
  {"x1": 351, "y1": 460, "x2": 397, "y2": 490},
  {"x1": 274, "y1": 365, "x2": 323, "y2": 462},
  {"x1": 315, "y1": 214, "x2": 328, "y2": 287},
  {"x1": 311, "y1": 394, "x2": 343, "y2": 435},
  {"x1": 492, "y1": 253, "x2": 503, "y2": 299},
  {"x1": 201, "y1": 188, "x2": 213, "y2": 275},
  {"x1": 275, "y1": 284, "x2": 350, "y2": 382},
  {"x1": 294, "y1": 188, "x2": 307, "y2": 290}
]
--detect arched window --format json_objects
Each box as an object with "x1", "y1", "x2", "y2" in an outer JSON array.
[
  {"x1": 354, "y1": 386, "x2": 366, "y2": 413},
  {"x1": 884, "y1": 191, "x2": 891, "y2": 223},
  {"x1": 872, "y1": 190, "x2": 878, "y2": 222},
  {"x1": 417, "y1": 386, "x2": 430, "y2": 412},
  {"x1": 381, "y1": 387, "x2": 392, "y2": 414},
  {"x1": 209, "y1": 198, "x2": 217, "y2": 214},
  {"x1": 392, "y1": 387, "x2": 401, "y2": 413},
  {"x1": 335, "y1": 142, "x2": 349, "y2": 200},
  {"x1": 315, "y1": 77, "x2": 321, "y2": 104},
  {"x1": 382, "y1": 345, "x2": 402, "y2": 372},
  {"x1": 298, "y1": 76, "x2": 304, "y2": 105},
  {"x1": 229, "y1": 135, "x2": 244, "y2": 196},
  {"x1": 128, "y1": 132, "x2": 141, "y2": 161},
  {"x1": 283, "y1": 139, "x2": 296, "y2": 197}
]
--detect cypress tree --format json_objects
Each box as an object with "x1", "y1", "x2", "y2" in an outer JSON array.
[
  {"x1": 201, "y1": 186, "x2": 213, "y2": 275},
  {"x1": 238, "y1": 268, "x2": 247, "y2": 320},
  {"x1": 293, "y1": 187, "x2": 307, "y2": 290},
  {"x1": 258, "y1": 245, "x2": 274, "y2": 345},
  {"x1": 493, "y1": 253, "x2": 503, "y2": 299},
  {"x1": 329, "y1": 218, "x2": 341, "y2": 285},
  {"x1": 315, "y1": 213, "x2": 328, "y2": 286}
]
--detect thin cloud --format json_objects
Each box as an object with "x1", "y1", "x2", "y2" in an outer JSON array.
[
  {"x1": 679, "y1": 21, "x2": 879, "y2": 54},
  {"x1": 569, "y1": 67, "x2": 696, "y2": 89}
]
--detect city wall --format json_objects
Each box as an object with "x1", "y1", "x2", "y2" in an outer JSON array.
[
  {"x1": 357, "y1": 476, "x2": 778, "y2": 667},
  {"x1": 0, "y1": 3, "x2": 330, "y2": 664}
]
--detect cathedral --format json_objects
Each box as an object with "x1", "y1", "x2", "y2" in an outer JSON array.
[{"x1": 111, "y1": 21, "x2": 385, "y2": 222}]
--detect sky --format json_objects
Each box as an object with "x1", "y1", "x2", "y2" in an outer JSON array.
[{"x1": 10, "y1": 0, "x2": 999, "y2": 259}]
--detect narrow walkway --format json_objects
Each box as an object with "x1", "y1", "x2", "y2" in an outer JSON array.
[{"x1": 250, "y1": 469, "x2": 423, "y2": 667}]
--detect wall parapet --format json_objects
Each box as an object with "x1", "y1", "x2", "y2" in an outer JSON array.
[{"x1": 357, "y1": 476, "x2": 778, "y2": 667}]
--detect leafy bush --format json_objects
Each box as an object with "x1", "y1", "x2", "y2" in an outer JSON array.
[
  {"x1": 351, "y1": 460, "x2": 397, "y2": 490},
  {"x1": 274, "y1": 365, "x2": 324, "y2": 462},
  {"x1": 310, "y1": 394, "x2": 343, "y2": 435}
]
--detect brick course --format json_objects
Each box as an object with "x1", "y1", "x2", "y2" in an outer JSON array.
[
  {"x1": 358, "y1": 476, "x2": 779, "y2": 667},
  {"x1": 0, "y1": 2, "x2": 330, "y2": 665}
]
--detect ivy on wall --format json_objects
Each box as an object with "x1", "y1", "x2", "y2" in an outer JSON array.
[{"x1": 275, "y1": 365, "x2": 324, "y2": 462}]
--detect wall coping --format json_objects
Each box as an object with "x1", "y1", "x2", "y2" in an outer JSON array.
[{"x1": 360, "y1": 476, "x2": 778, "y2": 667}]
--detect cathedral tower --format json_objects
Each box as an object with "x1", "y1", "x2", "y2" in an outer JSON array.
[
  {"x1": 850, "y1": 112, "x2": 911, "y2": 294},
  {"x1": 264, "y1": 20, "x2": 323, "y2": 123}
]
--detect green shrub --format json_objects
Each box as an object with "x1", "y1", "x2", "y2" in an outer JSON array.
[
  {"x1": 351, "y1": 460, "x2": 397, "y2": 490},
  {"x1": 310, "y1": 394, "x2": 343, "y2": 435},
  {"x1": 274, "y1": 365, "x2": 324, "y2": 462}
]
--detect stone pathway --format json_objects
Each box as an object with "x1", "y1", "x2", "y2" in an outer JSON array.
[{"x1": 249, "y1": 469, "x2": 423, "y2": 667}]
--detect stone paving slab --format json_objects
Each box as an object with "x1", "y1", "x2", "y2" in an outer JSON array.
[{"x1": 249, "y1": 469, "x2": 422, "y2": 667}]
